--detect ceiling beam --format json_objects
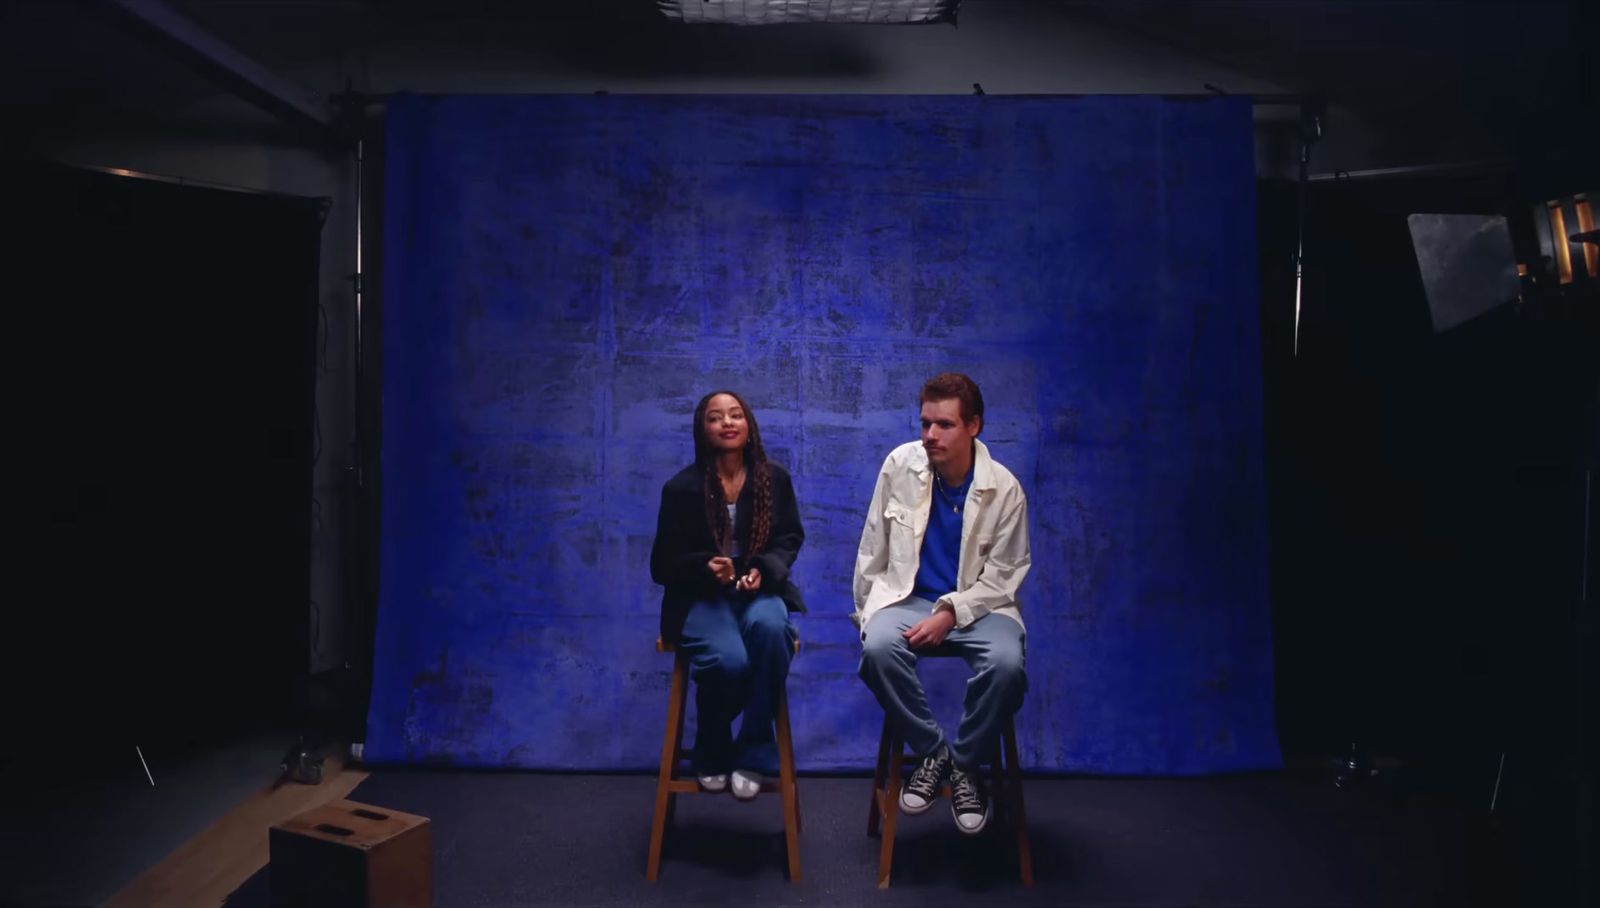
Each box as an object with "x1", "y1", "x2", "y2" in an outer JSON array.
[{"x1": 97, "y1": 0, "x2": 339, "y2": 143}]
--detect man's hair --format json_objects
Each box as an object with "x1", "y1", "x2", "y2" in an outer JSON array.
[{"x1": 920, "y1": 372, "x2": 984, "y2": 429}]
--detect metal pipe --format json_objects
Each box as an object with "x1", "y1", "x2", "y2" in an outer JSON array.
[
  {"x1": 1308, "y1": 161, "x2": 1509, "y2": 182},
  {"x1": 354, "y1": 137, "x2": 365, "y2": 491}
]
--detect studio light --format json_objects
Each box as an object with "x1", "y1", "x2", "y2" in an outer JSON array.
[{"x1": 656, "y1": 0, "x2": 960, "y2": 26}]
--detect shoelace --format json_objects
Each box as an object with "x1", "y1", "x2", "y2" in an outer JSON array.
[
  {"x1": 950, "y1": 768, "x2": 984, "y2": 812},
  {"x1": 906, "y1": 750, "x2": 949, "y2": 799}
]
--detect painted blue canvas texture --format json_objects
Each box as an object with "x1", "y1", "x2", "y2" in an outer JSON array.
[{"x1": 369, "y1": 94, "x2": 1279, "y2": 773}]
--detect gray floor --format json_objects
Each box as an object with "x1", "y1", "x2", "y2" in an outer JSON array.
[
  {"x1": 0, "y1": 729, "x2": 293, "y2": 908},
  {"x1": 224, "y1": 769, "x2": 1480, "y2": 908},
  {"x1": 0, "y1": 741, "x2": 1503, "y2": 908}
]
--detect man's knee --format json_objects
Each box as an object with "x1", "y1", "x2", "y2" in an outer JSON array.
[
  {"x1": 859, "y1": 624, "x2": 911, "y2": 677},
  {"x1": 983, "y1": 639, "x2": 1027, "y2": 691},
  {"x1": 860, "y1": 615, "x2": 901, "y2": 656}
]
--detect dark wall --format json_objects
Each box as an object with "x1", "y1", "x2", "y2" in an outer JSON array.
[
  {"x1": 1259, "y1": 172, "x2": 1597, "y2": 902},
  {"x1": 11, "y1": 162, "x2": 322, "y2": 775}
]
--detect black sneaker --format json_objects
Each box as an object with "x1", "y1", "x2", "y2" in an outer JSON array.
[
  {"x1": 949, "y1": 765, "x2": 990, "y2": 834},
  {"x1": 899, "y1": 745, "x2": 951, "y2": 815}
]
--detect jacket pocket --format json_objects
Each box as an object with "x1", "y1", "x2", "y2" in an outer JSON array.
[
  {"x1": 976, "y1": 533, "x2": 995, "y2": 557},
  {"x1": 885, "y1": 502, "x2": 915, "y2": 563}
]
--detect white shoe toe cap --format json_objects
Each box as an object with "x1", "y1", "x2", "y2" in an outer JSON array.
[{"x1": 730, "y1": 771, "x2": 763, "y2": 800}]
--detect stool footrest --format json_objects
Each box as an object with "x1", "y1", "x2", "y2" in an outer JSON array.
[
  {"x1": 647, "y1": 641, "x2": 802, "y2": 884},
  {"x1": 868, "y1": 715, "x2": 1034, "y2": 888}
]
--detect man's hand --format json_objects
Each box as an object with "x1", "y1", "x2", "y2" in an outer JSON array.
[
  {"x1": 708, "y1": 556, "x2": 736, "y2": 585},
  {"x1": 736, "y1": 567, "x2": 763, "y2": 592},
  {"x1": 902, "y1": 607, "x2": 956, "y2": 648}
]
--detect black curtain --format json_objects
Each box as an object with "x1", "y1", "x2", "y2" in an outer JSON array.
[
  {"x1": 1260, "y1": 172, "x2": 1595, "y2": 905},
  {"x1": 10, "y1": 161, "x2": 321, "y2": 777}
]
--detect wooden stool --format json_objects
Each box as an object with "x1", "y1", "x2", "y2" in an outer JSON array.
[
  {"x1": 646, "y1": 635, "x2": 802, "y2": 882},
  {"x1": 866, "y1": 714, "x2": 1034, "y2": 888},
  {"x1": 269, "y1": 799, "x2": 432, "y2": 907}
]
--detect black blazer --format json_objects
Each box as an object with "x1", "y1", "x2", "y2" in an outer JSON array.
[{"x1": 649, "y1": 459, "x2": 806, "y2": 642}]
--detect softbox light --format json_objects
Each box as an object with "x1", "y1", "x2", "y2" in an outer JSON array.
[
  {"x1": 656, "y1": 0, "x2": 960, "y2": 25},
  {"x1": 1407, "y1": 213, "x2": 1521, "y2": 333}
]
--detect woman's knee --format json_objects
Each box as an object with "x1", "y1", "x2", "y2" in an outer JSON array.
[
  {"x1": 744, "y1": 595, "x2": 791, "y2": 640},
  {"x1": 691, "y1": 642, "x2": 750, "y2": 685}
]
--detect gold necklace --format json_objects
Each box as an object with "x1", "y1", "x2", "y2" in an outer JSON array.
[
  {"x1": 721, "y1": 468, "x2": 746, "y2": 501},
  {"x1": 934, "y1": 472, "x2": 963, "y2": 514}
]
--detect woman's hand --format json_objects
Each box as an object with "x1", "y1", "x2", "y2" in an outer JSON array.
[
  {"x1": 708, "y1": 556, "x2": 736, "y2": 585},
  {"x1": 736, "y1": 567, "x2": 762, "y2": 592}
]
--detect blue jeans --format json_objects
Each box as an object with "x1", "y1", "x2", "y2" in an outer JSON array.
[
  {"x1": 859, "y1": 595, "x2": 1027, "y2": 771},
  {"x1": 677, "y1": 593, "x2": 795, "y2": 776}
]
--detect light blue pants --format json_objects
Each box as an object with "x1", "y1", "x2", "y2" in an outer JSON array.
[
  {"x1": 859, "y1": 595, "x2": 1027, "y2": 771},
  {"x1": 677, "y1": 593, "x2": 795, "y2": 776}
]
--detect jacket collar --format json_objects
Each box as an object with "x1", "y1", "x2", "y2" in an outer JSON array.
[{"x1": 913, "y1": 438, "x2": 997, "y2": 491}]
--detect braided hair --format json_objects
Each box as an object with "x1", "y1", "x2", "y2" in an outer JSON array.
[{"x1": 691, "y1": 390, "x2": 772, "y2": 570}]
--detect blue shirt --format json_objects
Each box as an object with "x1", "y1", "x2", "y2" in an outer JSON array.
[{"x1": 913, "y1": 465, "x2": 972, "y2": 601}]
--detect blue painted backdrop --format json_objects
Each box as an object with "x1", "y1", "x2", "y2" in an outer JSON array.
[{"x1": 368, "y1": 94, "x2": 1279, "y2": 774}]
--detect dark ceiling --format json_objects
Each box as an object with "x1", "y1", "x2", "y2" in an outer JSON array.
[{"x1": 2, "y1": 0, "x2": 1591, "y2": 170}]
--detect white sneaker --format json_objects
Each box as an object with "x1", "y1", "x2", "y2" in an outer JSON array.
[
  {"x1": 697, "y1": 773, "x2": 728, "y2": 792},
  {"x1": 730, "y1": 769, "x2": 763, "y2": 801}
]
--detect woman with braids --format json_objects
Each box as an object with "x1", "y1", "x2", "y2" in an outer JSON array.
[{"x1": 650, "y1": 391, "x2": 806, "y2": 800}]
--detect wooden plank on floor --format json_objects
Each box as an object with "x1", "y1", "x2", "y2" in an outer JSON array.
[{"x1": 106, "y1": 754, "x2": 369, "y2": 908}]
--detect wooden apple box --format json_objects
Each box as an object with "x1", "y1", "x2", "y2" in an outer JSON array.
[{"x1": 269, "y1": 799, "x2": 432, "y2": 908}]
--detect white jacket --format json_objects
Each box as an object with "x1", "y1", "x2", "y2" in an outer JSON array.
[{"x1": 852, "y1": 439, "x2": 1030, "y2": 638}]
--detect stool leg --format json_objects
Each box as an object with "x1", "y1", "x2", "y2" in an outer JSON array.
[
  {"x1": 775, "y1": 683, "x2": 801, "y2": 883},
  {"x1": 646, "y1": 655, "x2": 688, "y2": 882},
  {"x1": 867, "y1": 714, "x2": 890, "y2": 837},
  {"x1": 877, "y1": 728, "x2": 902, "y2": 889},
  {"x1": 666, "y1": 676, "x2": 688, "y2": 830},
  {"x1": 1002, "y1": 718, "x2": 1034, "y2": 887},
  {"x1": 990, "y1": 737, "x2": 1006, "y2": 824}
]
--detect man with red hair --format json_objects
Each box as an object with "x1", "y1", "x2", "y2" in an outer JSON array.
[{"x1": 854, "y1": 372, "x2": 1032, "y2": 835}]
